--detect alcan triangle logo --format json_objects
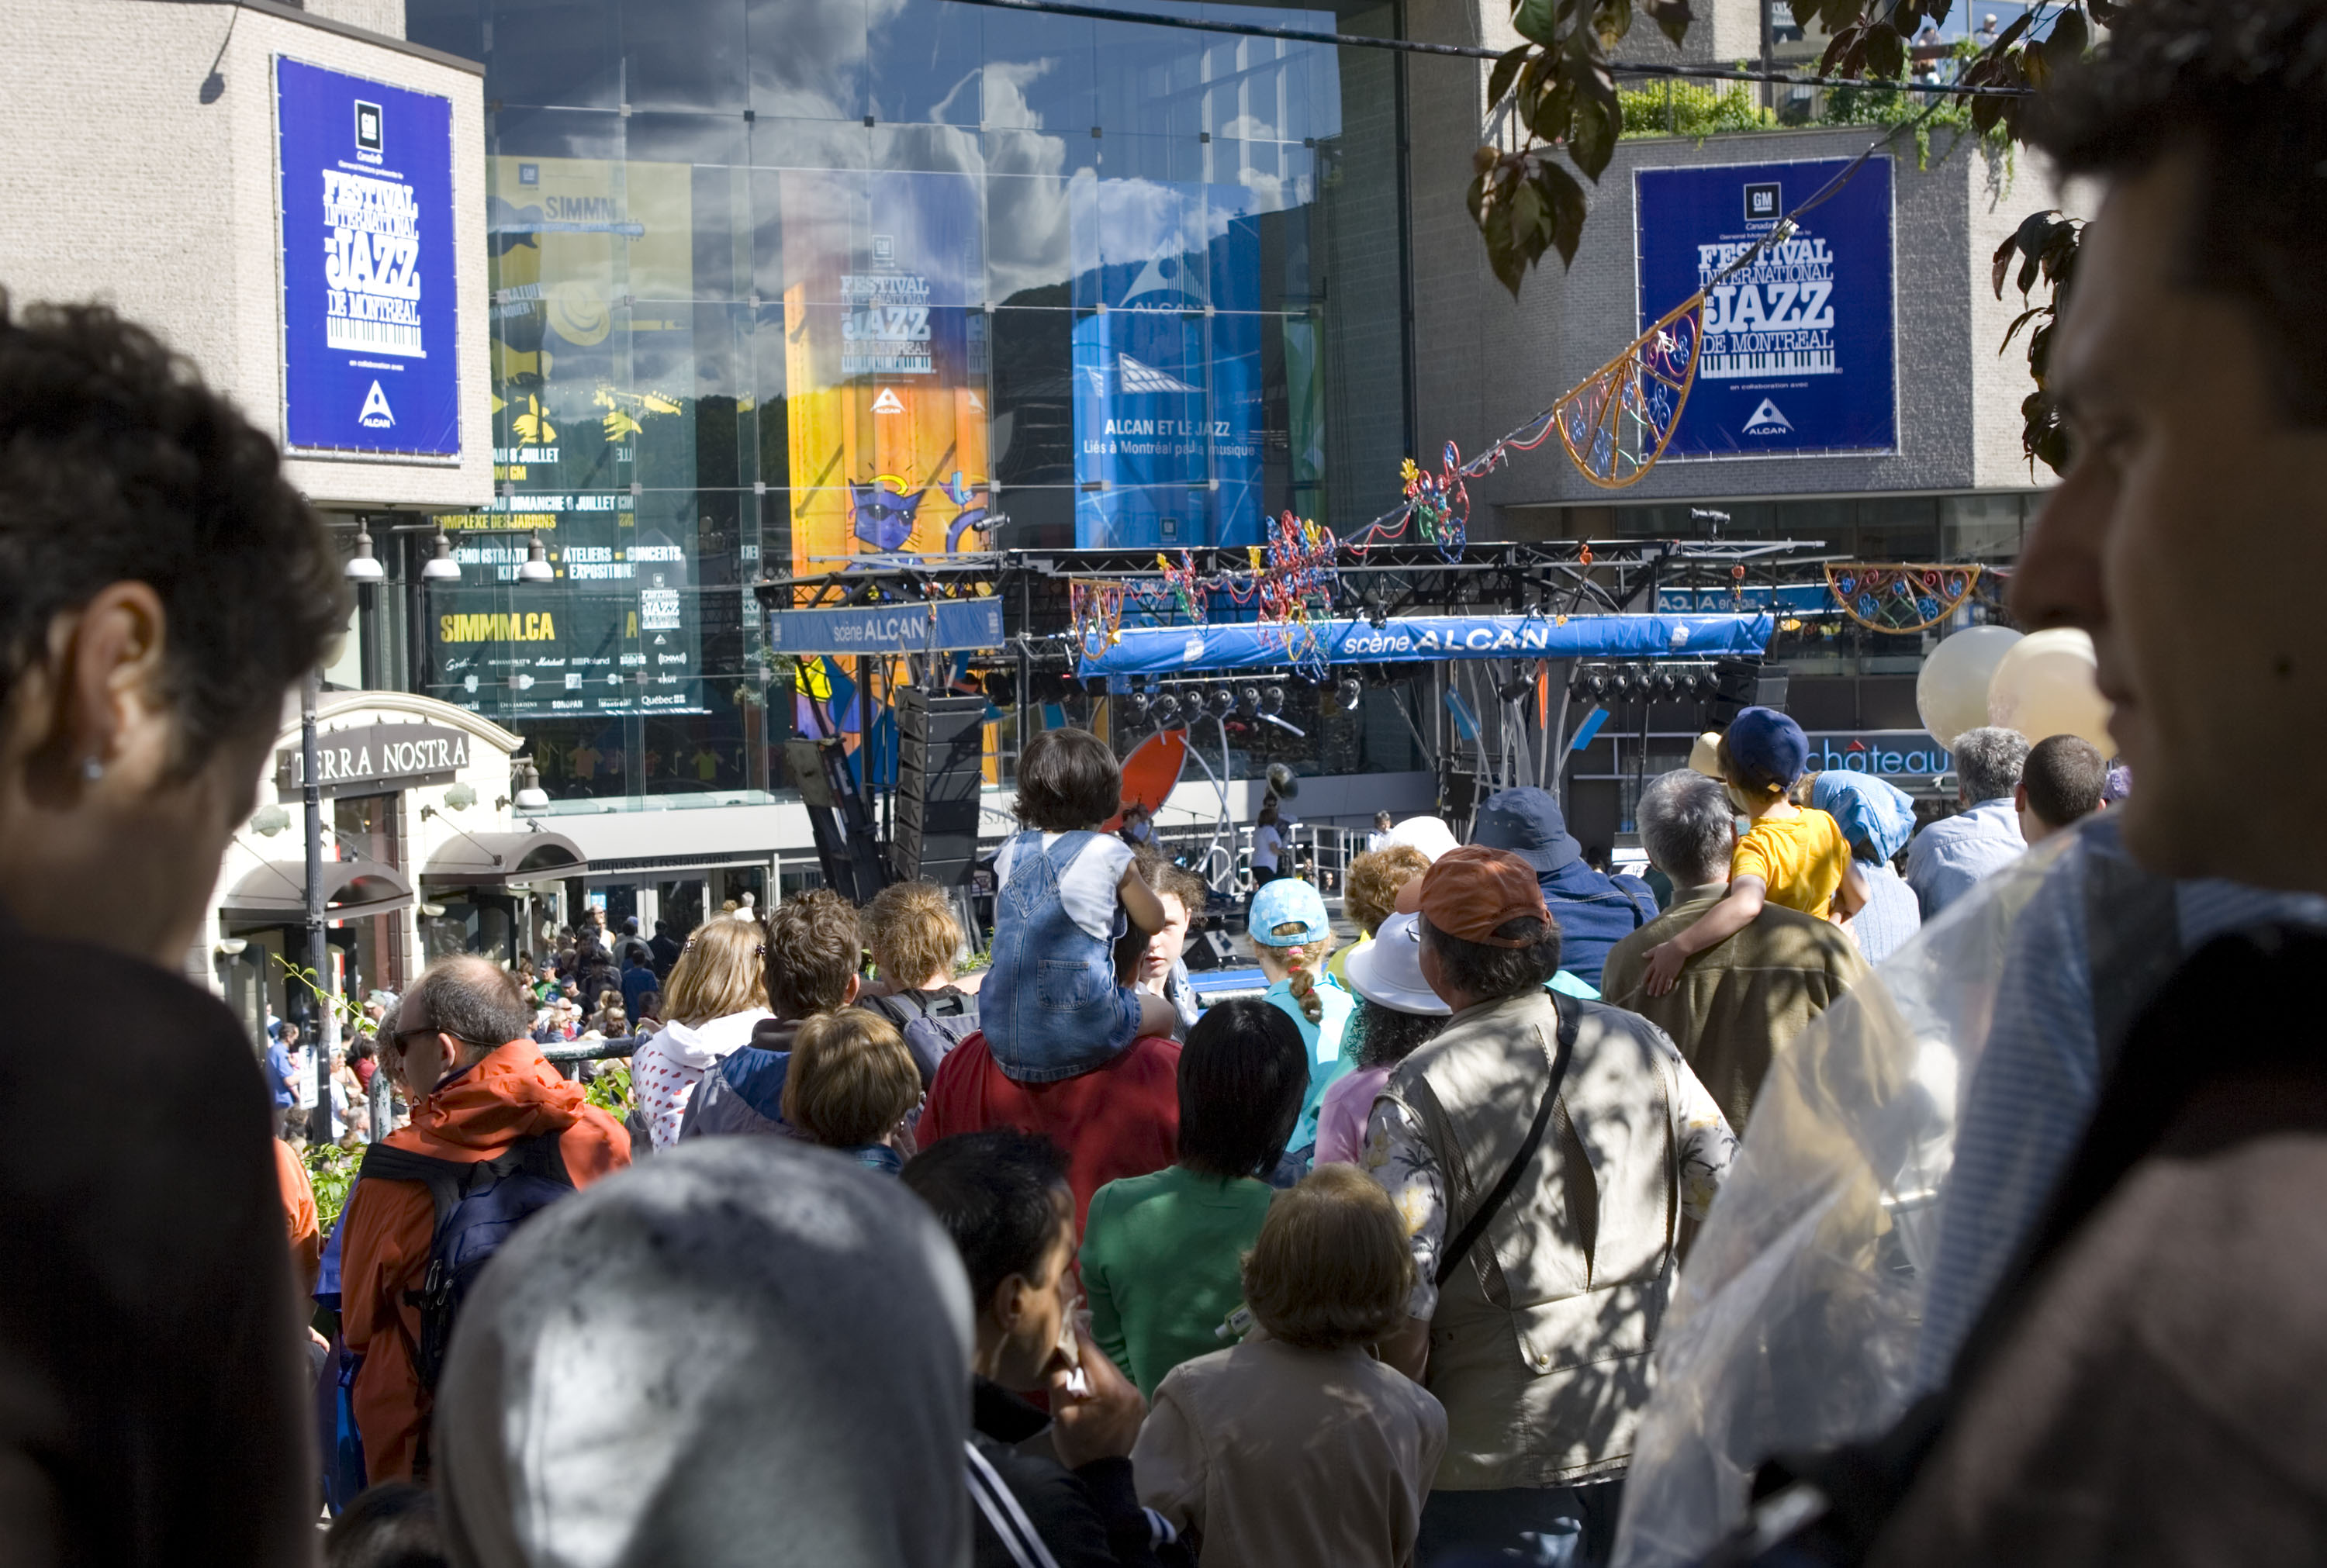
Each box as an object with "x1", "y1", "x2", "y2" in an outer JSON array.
[
  {"x1": 870, "y1": 387, "x2": 905, "y2": 414},
  {"x1": 1742, "y1": 397, "x2": 1791, "y2": 435},
  {"x1": 358, "y1": 381, "x2": 396, "y2": 429},
  {"x1": 1117, "y1": 354, "x2": 1201, "y2": 395}
]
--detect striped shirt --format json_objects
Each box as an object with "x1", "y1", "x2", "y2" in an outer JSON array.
[{"x1": 1914, "y1": 815, "x2": 2327, "y2": 1385}]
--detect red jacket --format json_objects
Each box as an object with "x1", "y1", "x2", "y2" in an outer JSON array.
[
  {"x1": 918, "y1": 1031, "x2": 1181, "y2": 1236},
  {"x1": 340, "y1": 1041, "x2": 628, "y2": 1481}
]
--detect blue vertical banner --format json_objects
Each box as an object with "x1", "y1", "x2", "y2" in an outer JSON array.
[
  {"x1": 1634, "y1": 156, "x2": 1896, "y2": 458},
  {"x1": 275, "y1": 57, "x2": 461, "y2": 458},
  {"x1": 1070, "y1": 176, "x2": 1263, "y2": 548}
]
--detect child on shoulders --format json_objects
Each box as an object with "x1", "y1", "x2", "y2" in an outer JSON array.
[
  {"x1": 985, "y1": 727, "x2": 1179, "y2": 1082},
  {"x1": 1642, "y1": 706, "x2": 1867, "y2": 996}
]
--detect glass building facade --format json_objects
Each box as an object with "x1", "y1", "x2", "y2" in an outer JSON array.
[{"x1": 402, "y1": 0, "x2": 1413, "y2": 807}]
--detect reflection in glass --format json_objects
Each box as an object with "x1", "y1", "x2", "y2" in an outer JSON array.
[{"x1": 406, "y1": 0, "x2": 1405, "y2": 800}]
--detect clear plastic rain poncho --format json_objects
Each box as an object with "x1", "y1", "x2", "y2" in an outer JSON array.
[{"x1": 1611, "y1": 815, "x2": 2327, "y2": 1568}]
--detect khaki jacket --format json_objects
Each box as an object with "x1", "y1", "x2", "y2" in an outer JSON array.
[
  {"x1": 1601, "y1": 882, "x2": 1868, "y2": 1133},
  {"x1": 1383, "y1": 989, "x2": 1689, "y2": 1489}
]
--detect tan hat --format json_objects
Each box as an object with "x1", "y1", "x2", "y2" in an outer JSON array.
[{"x1": 1687, "y1": 731, "x2": 1724, "y2": 778}]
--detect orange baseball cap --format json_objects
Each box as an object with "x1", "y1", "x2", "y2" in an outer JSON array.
[{"x1": 1418, "y1": 845, "x2": 1550, "y2": 948}]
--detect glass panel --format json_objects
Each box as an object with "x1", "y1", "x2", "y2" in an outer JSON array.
[
  {"x1": 485, "y1": 0, "x2": 622, "y2": 109},
  {"x1": 626, "y1": 0, "x2": 749, "y2": 112},
  {"x1": 866, "y1": 0, "x2": 983, "y2": 125},
  {"x1": 872, "y1": 122, "x2": 986, "y2": 176},
  {"x1": 623, "y1": 111, "x2": 749, "y2": 168},
  {"x1": 489, "y1": 105, "x2": 624, "y2": 160},
  {"x1": 988, "y1": 307, "x2": 1074, "y2": 487},
  {"x1": 1941, "y1": 492, "x2": 2028, "y2": 561},
  {"x1": 749, "y1": 0, "x2": 868, "y2": 119},
  {"x1": 406, "y1": 0, "x2": 486, "y2": 68},
  {"x1": 749, "y1": 116, "x2": 874, "y2": 171},
  {"x1": 980, "y1": 6, "x2": 1097, "y2": 132}
]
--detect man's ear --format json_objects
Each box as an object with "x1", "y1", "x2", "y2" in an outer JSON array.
[
  {"x1": 843, "y1": 972, "x2": 860, "y2": 1004},
  {"x1": 988, "y1": 1272, "x2": 1030, "y2": 1335},
  {"x1": 2015, "y1": 781, "x2": 2028, "y2": 811}
]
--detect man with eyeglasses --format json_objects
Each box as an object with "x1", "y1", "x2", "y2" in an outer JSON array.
[{"x1": 336, "y1": 955, "x2": 631, "y2": 1484}]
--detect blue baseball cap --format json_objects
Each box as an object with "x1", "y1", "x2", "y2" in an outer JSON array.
[
  {"x1": 1471, "y1": 787, "x2": 1582, "y2": 875},
  {"x1": 1250, "y1": 878, "x2": 1331, "y2": 947},
  {"x1": 1724, "y1": 706, "x2": 1810, "y2": 787}
]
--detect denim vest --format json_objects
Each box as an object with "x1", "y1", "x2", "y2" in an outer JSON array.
[{"x1": 985, "y1": 830, "x2": 1140, "y2": 1083}]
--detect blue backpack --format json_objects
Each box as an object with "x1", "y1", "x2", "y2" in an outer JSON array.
[{"x1": 358, "y1": 1132, "x2": 576, "y2": 1394}]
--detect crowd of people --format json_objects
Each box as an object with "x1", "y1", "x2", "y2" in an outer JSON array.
[
  {"x1": 278, "y1": 687, "x2": 2105, "y2": 1568},
  {"x1": 10, "y1": 6, "x2": 2327, "y2": 1565}
]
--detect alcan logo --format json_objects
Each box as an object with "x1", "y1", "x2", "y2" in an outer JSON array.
[
  {"x1": 358, "y1": 381, "x2": 396, "y2": 429},
  {"x1": 1742, "y1": 397, "x2": 1792, "y2": 435}
]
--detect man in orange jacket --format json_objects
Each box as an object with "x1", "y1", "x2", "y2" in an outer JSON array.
[{"x1": 340, "y1": 955, "x2": 630, "y2": 1482}]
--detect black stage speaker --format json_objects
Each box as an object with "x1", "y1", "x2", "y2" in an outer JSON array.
[
  {"x1": 1709, "y1": 656, "x2": 1787, "y2": 724},
  {"x1": 787, "y1": 737, "x2": 887, "y2": 903},
  {"x1": 893, "y1": 690, "x2": 990, "y2": 885}
]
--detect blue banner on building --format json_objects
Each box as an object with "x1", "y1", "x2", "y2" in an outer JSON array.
[
  {"x1": 1077, "y1": 613, "x2": 1773, "y2": 676},
  {"x1": 1070, "y1": 178, "x2": 1263, "y2": 548},
  {"x1": 275, "y1": 57, "x2": 460, "y2": 458},
  {"x1": 769, "y1": 598, "x2": 1005, "y2": 657},
  {"x1": 1635, "y1": 156, "x2": 1895, "y2": 458}
]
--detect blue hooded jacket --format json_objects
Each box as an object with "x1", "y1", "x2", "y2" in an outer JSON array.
[{"x1": 1471, "y1": 788, "x2": 1656, "y2": 992}]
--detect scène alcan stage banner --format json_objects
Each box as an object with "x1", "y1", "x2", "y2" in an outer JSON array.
[{"x1": 1076, "y1": 613, "x2": 1775, "y2": 676}]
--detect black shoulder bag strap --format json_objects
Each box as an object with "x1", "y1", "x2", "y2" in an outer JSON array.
[{"x1": 1436, "y1": 994, "x2": 1582, "y2": 1289}]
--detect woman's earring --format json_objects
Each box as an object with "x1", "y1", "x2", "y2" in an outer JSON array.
[{"x1": 80, "y1": 757, "x2": 104, "y2": 782}]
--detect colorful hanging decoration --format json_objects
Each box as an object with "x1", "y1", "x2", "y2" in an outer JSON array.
[
  {"x1": 1554, "y1": 295, "x2": 1706, "y2": 489},
  {"x1": 1069, "y1": 578, "x2": 1129, "y2": 658},
  {"x1": 1825, "y1": 564, "x2": 1984, "y2": 634},
  {"x1": 1157, "y1": 551, "x2": 1208, "y2": 625}
]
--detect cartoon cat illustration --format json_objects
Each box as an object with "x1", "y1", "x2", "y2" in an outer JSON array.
[{"x1": 849, "y1": 476, "x2": 925, "y2": 551}]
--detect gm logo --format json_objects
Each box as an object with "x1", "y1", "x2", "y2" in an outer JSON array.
[
  {"x1": 1744, "y1": 181, "x2": 1781, "y2": 223},
  {"x1": 354, "y1": 99, "x2": 383, "y2": 153}
]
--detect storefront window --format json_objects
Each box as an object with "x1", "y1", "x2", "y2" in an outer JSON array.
[
  {"x1": 334, "y1": 792, "x2": 410, "y2": 998},
  {"x1": 406, "y1": 0, "x2": 1409, "y2": 806}
]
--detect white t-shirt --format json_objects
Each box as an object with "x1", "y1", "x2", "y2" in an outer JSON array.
[
  {"x1": 1251, "y1": 823, "x2": 1285, "y2": 872},
  {"x1": 995, "y1": 831, "x2": 1136, "y2": 943}
]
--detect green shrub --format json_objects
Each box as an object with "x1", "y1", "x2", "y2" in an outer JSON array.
[{"x1": 306, "y1": 1139, "x2": 362, "y2": 1238}]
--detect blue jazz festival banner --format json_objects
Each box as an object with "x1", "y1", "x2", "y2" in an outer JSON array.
[
  {"x1": 275, "y1": 57, "x2": 460, "y2": 458},
  {"x1": 1072, "y1": 178, "x2": 1264, "y2": 549},
  {"x1": 1635, "y1": 156, "x2": 1897, "y2": 458}
]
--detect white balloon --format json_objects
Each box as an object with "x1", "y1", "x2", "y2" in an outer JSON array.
[
  {"x1": 1915, "y1": 625, "x2": 2023, "y2": 748},
  {"x1": 1986, "y1": 627, "x2": 2115, "y2": 753}
]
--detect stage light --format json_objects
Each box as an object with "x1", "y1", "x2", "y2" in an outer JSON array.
[
  {"x1": 980, "y1": 668, "x2": 1017, "y2": 707},
  {"x1": 1207, "y1": 685, "x2": 1235, "y2": 717},
  {"x1": 1497, "y1": 672, "x2": 1536, "y2": 703},
  {"x1": 1260, "y1": 683, "x2": 1285, "y2": 716},
  {"x1": 1650, "y1": 668, "x2": 1678, "y2": 700},
  {"x1": 1579, "y1": 668, "x2": 1610, "y2": 699},
  {"x1": 1122, "y1": 689, "x2": 1151, "y2": 726},
  {"x1": 1336, "y1": 678, "x2": 1363, "y2": 712},
  {"x1": 1236, "y1": 683, "x2": 1260, "y2": 716},
  {"x1": 1361, "y1": 589, "x2": 1388, "y2": 630},
  {"x1": 1611, "y1": 669, "x2": 1639, "y2": 699},
  {"x1": 1153, "y1": 692, "x2": 1182, "y2": 725}
]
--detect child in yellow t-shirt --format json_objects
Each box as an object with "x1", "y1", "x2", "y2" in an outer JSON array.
[{"x1": 1642, "y1": 706, "x2": 1867, "y2": 996}]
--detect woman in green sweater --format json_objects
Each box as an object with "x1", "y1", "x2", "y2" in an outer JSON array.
[{"x1": 1080, "y1": 996, "x2": 1309, "y2": 1397}]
